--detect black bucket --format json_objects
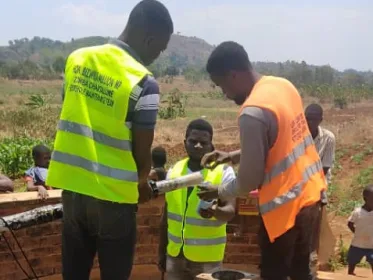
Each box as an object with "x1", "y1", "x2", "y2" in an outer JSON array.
[{"x1": 211, "y1": 270, "x2": 245, "y2": 280}]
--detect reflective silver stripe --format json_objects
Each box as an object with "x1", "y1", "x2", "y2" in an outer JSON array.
[
  {"x1": 167, "y1": 212, "x2": 225, "y2": 227},
  {"x1": 52, "y1": 151, "x2": 138, "y2": 182},
  {"x1": 186, "y1": 217, "x2": 225, "y2": 227},
  {"x1": 168, "y1": 232, "x2": 226, "y2": 246},
  {"x1": 260, "y1": 160, "x2": 323, "y2": 214},
  {"x1": 58, "y1": 120, "x2": 132, "y2": 151},
  {"x1": 263, "y1": 135, "x2": 314, "y2": 185},
  {"x1": 167, "y1": 212, "x2": 183, "y2": 223},
  {"x1": 168, "y1": 232, "x2": 182, "y2": 244}
]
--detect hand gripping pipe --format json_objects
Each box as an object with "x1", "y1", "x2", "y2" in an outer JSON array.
[{"x1": 0, "y1": 172, "x2": 205, "y2": 233}]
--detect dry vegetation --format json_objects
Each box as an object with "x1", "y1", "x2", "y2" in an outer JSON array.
[{"x1": 1, "y1": 77, "x2": 373, "y2": 267}]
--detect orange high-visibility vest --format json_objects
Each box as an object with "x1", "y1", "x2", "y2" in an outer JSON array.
[{"x1": 240, "y1": 76, "x2": 326, "y2": 242}]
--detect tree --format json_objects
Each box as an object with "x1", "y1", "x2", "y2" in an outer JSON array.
[
  {"x1": 315, "y1": 65, "x2": 335, "y2": 85},
  {"x1": 165, "y1": 65, "x2": 178, "y2": 76},
  {"x1": 53, "y1": 56, "x2": 66, "y2": 73}
]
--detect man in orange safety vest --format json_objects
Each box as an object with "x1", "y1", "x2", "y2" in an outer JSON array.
[{"x1": 198, "y1": 41, "x2": 327, "y2": 280}]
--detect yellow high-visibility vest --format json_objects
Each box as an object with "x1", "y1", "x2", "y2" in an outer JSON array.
[
  {"x1": 166, "y1": 158, "x2": 227, "y2": 262},
  {"x1": 46, "y1": 43, "x2": 151, "y2": 203}
]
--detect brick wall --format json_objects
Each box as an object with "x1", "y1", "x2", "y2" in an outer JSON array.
[{"x1": 0, "y1": 192, "x2": 260, "y2": 280}]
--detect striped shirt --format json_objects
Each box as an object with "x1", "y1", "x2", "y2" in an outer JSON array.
[
  {"x1": 62, "y1": 39, "x2": 159, "y2": 130},
  {"x1": 314, "y1": 126, "x2": 336, "y2": 184}
]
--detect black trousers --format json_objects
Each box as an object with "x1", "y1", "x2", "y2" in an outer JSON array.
[
  {"x1": 258, "y1": 203, "x2": 320, "y2": 280},
  {"x1": 61, "y1": 191, "x2": 137, "y2": 280}
]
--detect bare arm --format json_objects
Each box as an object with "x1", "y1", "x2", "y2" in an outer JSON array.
[
  {"x1": 132, "y1": 129, "x2": 154, "y2": 183},
  {"x1": 26, "y1": 180, "x2": 39, "y2": 192},
  {"x1": 228, "y1": 150, "x2": 241, "y2": 165},
  {"x1": 0, "y1": 175, "x2": 13, "y2": 192},
  {"x1": 347, "y1": 221, "x2": 355, "y2": 233}
]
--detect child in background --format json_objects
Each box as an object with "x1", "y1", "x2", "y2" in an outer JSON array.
[
  {"x1": 149, "y1": 146, "x2": 167, "y2": 182},
  {"x1": 25, "y1": 144, "x2": 52, "y2": 199},
  {"x1": 347, "y1": 185, "x2": 373, "y2": 275}
]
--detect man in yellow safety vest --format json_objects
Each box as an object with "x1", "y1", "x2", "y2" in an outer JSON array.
[
  {"x1": 46, "y1": 1, "x2": 173, "y2": 279},
  {"x1": 158, "y1": 119, "x2": 236, "y2": 280}
]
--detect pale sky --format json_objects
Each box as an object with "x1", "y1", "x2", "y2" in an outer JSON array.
[{"x1": 2, "y1": 0, "x2": 372, "y2": 71}]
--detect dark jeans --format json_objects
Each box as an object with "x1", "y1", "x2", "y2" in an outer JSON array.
[
  {"x1": 61, "y1": 190, "x2": 137, "y2": 280},
  {"x1": 258, "y1": 203, "x2": 320, "y2": 280}
]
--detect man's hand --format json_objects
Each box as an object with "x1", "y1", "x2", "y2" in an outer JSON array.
[
  {"x1": 37, "y1": 185, "x2": 49, "y2": 200},
  {"x1": 201, "y1": 150, "x2": 231, "y2": 170},
  {"x1": 198, "y1": 185, "x2": 219, "y2": 201},
  {"x1": 138, "y1": 182, "x2": 153, "y2": 204},
  {"x1": 199, "y1": 204, "x2": 216, "y2": 219}
]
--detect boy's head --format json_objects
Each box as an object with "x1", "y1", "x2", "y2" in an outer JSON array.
[
  {"x1": 363, "y1": 185, "x2": 373, "y2": 210},
  {"x1": 152, "y1": 146, "x2": 167, "y2": 168},
  {"x1": 305, "y1": 103, "x2": 323, "y2": 136},
  {"x1": 184, "y1": 119, "x2": 214, "y2": 163},
  {"x1": 32, "y1": 145, "x2": 51, "y2": 168}
]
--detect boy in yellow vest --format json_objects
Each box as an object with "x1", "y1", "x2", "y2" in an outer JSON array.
[{"x1": 158, "y1": 119, "x2": 236, "y2": 280}]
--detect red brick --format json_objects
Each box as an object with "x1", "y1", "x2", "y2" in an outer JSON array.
[
  {"x1": 250, "y1": 235, "x2": 258, "y2": 245},
  {"x1": 1, "y1": 259, "x2": 34, "y2": 275},
  {"x1": 0, "y1": 194, "x2": 262, "y2": 279},
  {"x1": 25, "y1": 222, "x2": 60, "y2": 237},
  {"x1": 134, "y1": 254, "x2": 157, "y2": 265},
  {"x1": 226, "y1": 224, "x2": 240, "y2": 234},
  {"x1": 226, "y1": 244, "x2": 260, "y2": 255},
  {"x1": 137, "y1": 226, "x2": 160, "y2": 244},
  {"x1": 39, "y1": 234, "x2": 62, "y2": 247},
  {"x1": 54, "y1": 265, "x2": 62, "y2": 274},
  {"x1": 227, "y1": 233, "x2": 253, "y2": 244},
  {"x1": 137, "y1": 206, "x2": 162, "y2": 216},
  {"x1": 136, "y1": 245, "x2": 158, "y2": 255},
  {"x1": 34, "y1": 267, "x2": 55, "y2": 278},
  {"x1": 224, "y1": 254, "x2": 260, "y2": 265},
  {"x1": 137, "y1": 215, "x2": 162, "y2": 227},
  {"x1": 0, "y1": 271, "x2": 28, "y2": 280},
  {"x1": 0, "y1": 246, "x2": 60, "y2": 263}
]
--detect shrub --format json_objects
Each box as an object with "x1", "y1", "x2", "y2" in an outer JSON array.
[
  {"x1": 334, "y1": 95, "x2": 347, "y2": 109},
  {"x1": 158, "y1": 88, "x2": 187, "y2": 119},
  {"x1": 25, "y1": 94, "x2": 48, "y2": 108}
]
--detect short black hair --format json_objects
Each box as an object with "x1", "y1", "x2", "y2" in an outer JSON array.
[
  {"x1": 186, "y1": 119, "x2": 213, "y2": 139},
  {"x1": 152, "y1": 146, "x2": 167, "y2": 167},
  {"x1": 32, "y1": 145, "x2": 51, "y2": 159},
  {"x1": 206, "y1": 41, "x2": 252, "y2": 76},
  {"x1": 127, "y1": 0, "x2": 173, "y2": 36},
  {"x1": 305, "y1": 103, "x2": 323, "y2": 117},
  {"x1": 363, "y1": 185, "x2": 373, "y2": 197}
]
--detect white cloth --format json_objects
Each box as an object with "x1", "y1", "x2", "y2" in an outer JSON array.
[
  {"x1": 348, "y1": 207, "x2": 373, "y2": 249},
  {"x1": 314, "y1": 126, "x2": 336, "y2": 184}
]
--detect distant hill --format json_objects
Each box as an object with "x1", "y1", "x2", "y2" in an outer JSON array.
[
  {"x1": 0, "y1": 35, "x2": 214, "y2": 71},
  {"x1": 0, "y1": 35, "x2": 372, "y2": 87}
]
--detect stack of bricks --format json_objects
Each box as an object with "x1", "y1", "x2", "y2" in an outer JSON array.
[{"x1": 0, "y1": 191, "x2": 260, "y2": 280}]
